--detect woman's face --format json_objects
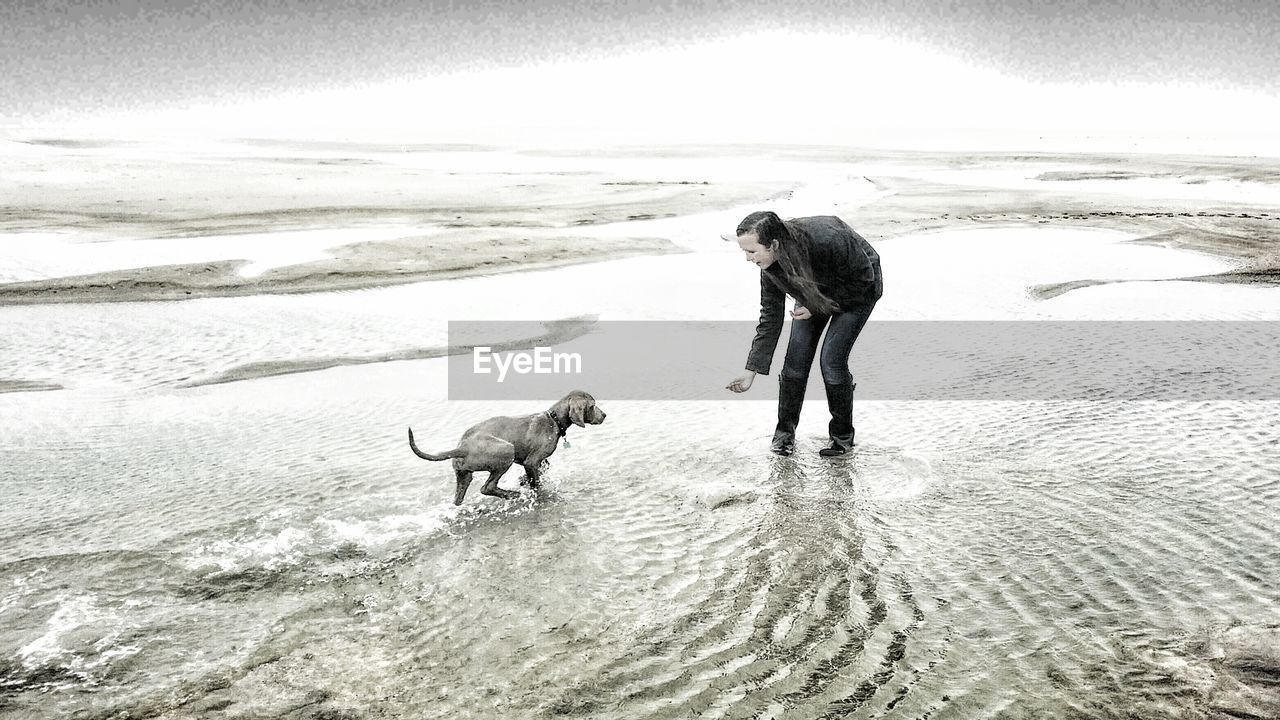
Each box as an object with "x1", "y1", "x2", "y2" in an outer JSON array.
[{"x1": 737, "y1": 232, "x2": 777, "y2": 269}]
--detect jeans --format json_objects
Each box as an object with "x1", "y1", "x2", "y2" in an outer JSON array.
[{"x1": 778, "y1": 302, "x2": 876, "y2": 386}]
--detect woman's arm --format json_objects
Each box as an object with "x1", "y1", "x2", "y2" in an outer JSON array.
[{"x1": 745, "y1": 273, "x2": 786, "y2": 374}]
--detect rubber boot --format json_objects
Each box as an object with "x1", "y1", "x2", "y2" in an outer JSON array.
[
  {"x1": 771, "y1": 377, "x2": 807, "y2": 456},
  {"x1": 818, "y1": 382, "x2": 855, "y2": 457}
]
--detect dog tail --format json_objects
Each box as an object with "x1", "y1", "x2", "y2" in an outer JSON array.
[{"x1": 408, "y1": 427, "x2": 464, "y2": 461}]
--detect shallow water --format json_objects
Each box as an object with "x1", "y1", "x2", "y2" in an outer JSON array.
[{"x1": 3, "y1": 226, "x2": 1280, "y2": 718}]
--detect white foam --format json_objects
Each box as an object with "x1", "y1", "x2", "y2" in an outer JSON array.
[
  {"x1": 186, "y1": 526, "x2": 312, "y2": 574},
  {"x1": 0, "y1": 567, "x2": 47, "y2": 620},
  {"x1": 686, "y1": 482, "x2": 761, "y2": 510},
  {"x1": 18, "y1": 594, "x2": 102, "y2": 666},
  {"x1": 14, "y1": 592, "x2": 144, "y2": 683},
  {"x1": 316, "y1": 507, "x2": 458, "y2": 549},
  {"x1": 864, "y1": 449, "x2": 939, "y2": 501}
]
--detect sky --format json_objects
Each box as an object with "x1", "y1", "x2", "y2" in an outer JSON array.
[{"x1": 2, "y1": 0, "x2": 1278, "y2": 148}]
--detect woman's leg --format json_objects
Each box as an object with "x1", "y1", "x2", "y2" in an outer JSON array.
[
  {"x1": 770, "y1": 315, "x2": 829, "y2": 455},
  {"x1": 781, "y1": 314, "x2": 828, "y2": 383},
  {"x1": 817, "y1": 303, "x2": 876, "y2": 455}
]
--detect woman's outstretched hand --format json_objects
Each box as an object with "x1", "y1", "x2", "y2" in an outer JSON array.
[
  {"x1": 726, "y1": 371, "x2": 756, "y2": 393},
  {"x1": 791, "y1": 305, "x2": 812, "y2": 320}
]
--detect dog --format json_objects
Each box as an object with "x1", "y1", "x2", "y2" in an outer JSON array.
[{"x1": 408, "y1": 390, "x2": 606, "y2": 505}]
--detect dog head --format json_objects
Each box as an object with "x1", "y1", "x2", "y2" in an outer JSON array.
[{"x1": 553, "y1": 390, "x2": 606, "y2": 428}]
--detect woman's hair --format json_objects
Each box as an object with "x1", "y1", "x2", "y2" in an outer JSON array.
[{"x1": 736, "y1": 211, "x2": 838, "y2": 315}]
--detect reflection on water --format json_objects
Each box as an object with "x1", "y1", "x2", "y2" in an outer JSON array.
[{"x1": 3, "y1": 228, "x2": 1280, "y2": 718}]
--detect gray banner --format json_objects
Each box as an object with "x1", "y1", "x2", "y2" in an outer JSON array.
[{"x1": 445, "y1": 320, "x2": 1280, "y2": 401}]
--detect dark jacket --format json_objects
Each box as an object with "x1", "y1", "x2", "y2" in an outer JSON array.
[{"x1": 745, "y1": 216, "x2": 883, "y2": 374}]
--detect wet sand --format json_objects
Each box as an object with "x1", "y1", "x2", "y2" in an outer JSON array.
[
  {"x1": 842, "y1": 164, "x2": 1278, "y2": 279},
  {"x1": 4, "y1": 140, "x2": 1280, "y2": 719},
  {"x1": 2, "y1": 140, "x2": 1277, "y2": 305},
  {"x1": 0, "y1": 380, "x2": 62, "y2": 394},
  {"x1": 0, "y1": 233, "x2": 682, "y2": 305}
]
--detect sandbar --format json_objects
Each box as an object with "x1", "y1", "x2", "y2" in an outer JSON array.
[{"x1": 2, "y1": 141, "x2": 1277, "y2": 306}]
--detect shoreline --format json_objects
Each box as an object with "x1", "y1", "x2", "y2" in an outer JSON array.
[
  {"x1": 0, "y1": 379, "x2": 63, "y2": 394},
  {"x1": 0, "y1": 236, "x2": 685, "y2": 306},
  {"x1": 177, "y1": 314, "x2": 599, "y2": 388},
  {"x1": 3, "y1": 144, "x2": 1278, "y2": 307},
  {"x1": 842, "y1": 175, "x2": 1280, "y2": 291},
  {"x1": 3, "y1": 214, "x2": 1275, "y2": 307}
]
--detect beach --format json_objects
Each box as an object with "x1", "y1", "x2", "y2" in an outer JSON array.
[
  {"x1": 2, "y1": 140, "x2": 1277, "y2": 308},
  {"x1": 2, "y1": 139, "x2": 1280, "y2": 719}
]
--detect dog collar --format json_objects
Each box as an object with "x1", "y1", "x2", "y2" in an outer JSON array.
[{"x1": 544, "y1": 410, "x2": 570, "y2": 437}]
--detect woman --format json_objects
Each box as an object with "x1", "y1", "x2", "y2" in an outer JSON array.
[{"x1": 724, "y1": 211, "x2": 883, "y2": 456}]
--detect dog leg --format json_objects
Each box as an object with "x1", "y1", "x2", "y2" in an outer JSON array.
[
  {"x1": 520, "y1": 455, "x2": 553, "y2": 488},
  {"x1": 521, "y1": 462, "x2": 541, "y2": 488},
  {"x1": 480, "y1": 460, "x2": 520, "y2": 500},
  {"x1": 453, "y1": 468, "x2": 473, "y2": 506}
]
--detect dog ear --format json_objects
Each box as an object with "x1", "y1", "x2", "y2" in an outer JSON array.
[{"x1": 568, "y1": 396, "x2": 587, "y2": 427}]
